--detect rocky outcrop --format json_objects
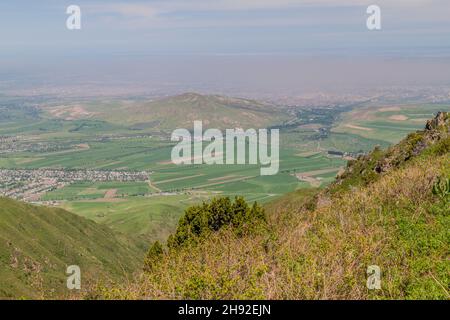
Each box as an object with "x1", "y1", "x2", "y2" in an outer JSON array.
[
  {"x1": 332, "y1": 112, "x2": 449, "y2": 192},
  {"x1": 374, "y1": 112, "x2": 449, "y2": 174},
  {"x1": 425, "y1": 111, "x2": 448, "y2": 131}
]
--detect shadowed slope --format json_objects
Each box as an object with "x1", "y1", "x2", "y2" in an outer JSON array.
[{"x1": 0, "y1": 198, "x2": 144, "y2": 299}]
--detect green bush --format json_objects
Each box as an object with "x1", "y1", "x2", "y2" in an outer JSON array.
[
  {"x1": 432, "y1": 177, "x2": 450, "y2": 204},
  {"x1": 143, "y1": 241, "x2": 164, "y2": 272},
  {"x1": 167, "y1": 197, "x2": 266, "y2": 248}
]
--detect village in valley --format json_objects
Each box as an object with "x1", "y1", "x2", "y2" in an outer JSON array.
[{"x1": 0, "y1": 168, "x2": 149, "y2": 202}]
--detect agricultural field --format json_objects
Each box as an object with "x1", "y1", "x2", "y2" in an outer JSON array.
[
  {"x1": 151, "y1": 149, "x2": 344, "y2": 195},
  {"x1": 58, "y1": 194, "x2": 207, "y2": 242},
  {"x1": 32, "y1": 142, "x2": 346, "y2": 242},
  {"x1": 41, "y1": 181, "x2": 152, "y2": 201},
  {"x1": 332, "y1": 104, "x2": 450, "y2": 143},
  {"x1": 0, "y1": 137, "x2": 171, "y2": 170},
  {"x1": 1, "y1": 131, "x2": 346, "y2": 241},
  {"x1": 3, "y1": 94, "x2": 446, "y2": 243}
]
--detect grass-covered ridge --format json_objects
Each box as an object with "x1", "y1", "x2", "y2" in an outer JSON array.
[
  {"x1": 92, "y1": 112, "x2": 449, "y2": 299},
  {"x1": 0, "y1": 198, "x2": 145, "y2": 299}
]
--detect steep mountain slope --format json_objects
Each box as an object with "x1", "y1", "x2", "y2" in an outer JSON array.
[
  {"x1": 91, "y1": 93, "x2": 289, "y2": 130},
  {"x1": 0, "y1": 198, "x2": 144, "y2": 299},
  {"x1": 94, "y1": 112, "x2": 449, "y2": 300}
]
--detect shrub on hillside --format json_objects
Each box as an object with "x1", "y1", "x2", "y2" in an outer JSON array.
[
  {"x1": 432, "y1": 177, "x2": 450, "y2": 204},
  {"x1": 167, "y1": 197, "x2": 266, "y2": 249},
  {"x1": 143, "y1": 241, "x2": 164, "y2": 272}
]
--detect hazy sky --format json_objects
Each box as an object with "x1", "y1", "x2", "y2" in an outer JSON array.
[
  {"x1": 1, "y1": 1, "x2": 450, "y2": 97},
  {"x1": 1, "y1": 0, "x2": 450, "y2": 57}
]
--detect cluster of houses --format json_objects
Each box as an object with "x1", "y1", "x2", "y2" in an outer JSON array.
[
  {"x1": 0, "y1": 136, "x2": 22, "y2": 154},
  {"x1": 0, "y1": 136, "x2": 76, "y2": 154},
  {"x1": 0, "y1": 168, "x2": 149, "y2": 202}
]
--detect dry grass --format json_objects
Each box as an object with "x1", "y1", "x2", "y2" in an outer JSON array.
[{"x1": 89, "y1": 151, "x2": 449, "y2": 300}]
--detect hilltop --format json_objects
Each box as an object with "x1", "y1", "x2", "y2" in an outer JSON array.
[
  {"x1": 93, "y1": 112, "x2": 449, "y2": 299},
  {"x1": 113, "y1": 93, "x2": 288, "y2": 130},
  {"x1": 43, "y1": 93, "x2": 289, "y2": 131},
  {"x1": 0, "y1": 197, "x2": 144, "y2": 299}
]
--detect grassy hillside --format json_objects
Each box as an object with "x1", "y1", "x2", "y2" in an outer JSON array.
[
  {"x1": 0, "y1": 198, "x2": 145, "y2": 299},
  {"x1": 92, "y1": 112, "x2": 449, "y2": 300},
  {"x1": 63, "y1": 93, "x2": 289, "y2": 131},
  {"x1": 58, "y1": 194, "x2": 202, "y2": 243}
]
